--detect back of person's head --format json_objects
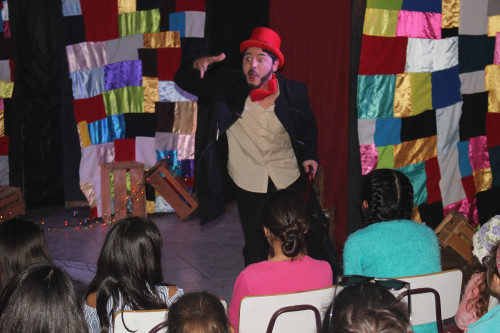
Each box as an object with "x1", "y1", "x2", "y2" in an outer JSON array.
[
  {"x1": 86, "y1": 217, "x2": 166, "y2": 332},
  {"x1": 0, "y1": 217, "x2": 52, "y2": 290},
  {"x1": 483, "y1": 240, "x2": 500, "y2": 299},
  {"x1": 0, "y1": 263, "x2": 88, "y2": 333},
  {"x1": 167, "y1": 291, "x2": 230, "y2": 333},
  {"x1": 325, "y1": 283, "x2": 412, "y2": 333},
  {"x1": 259, "y1": 189, "x2": 309, "y2": 258},
  {"x1": 362, "y1": 169, "x2": 414, "y2": 225},
  {"x1": 467, "y1": 217, "x2": 500, "y2": 317}
]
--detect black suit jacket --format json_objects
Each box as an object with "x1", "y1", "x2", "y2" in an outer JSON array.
[{"x1": 175, "y1": 61, "x2": 319, "y2": 224}]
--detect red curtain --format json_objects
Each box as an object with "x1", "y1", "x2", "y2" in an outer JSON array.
[{"x1": 270, "y1": 1, "x2": 351, "y2": 250}]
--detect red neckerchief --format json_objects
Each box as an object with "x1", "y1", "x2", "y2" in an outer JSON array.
[{"x1": 250, "y1": 74, "x2": 277, "y2": 102}]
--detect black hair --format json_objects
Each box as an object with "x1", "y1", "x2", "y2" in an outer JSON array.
[
  {"x1": 167, "y1": 291, "x2": 230, "y2": 333},
  {"x1": 84, "y1": 217, "x2": 167, "y2": 333},
  {"x1": 0, "y1": 217, "x2": 52, "y2": 290},
  {"x1": 0, "y1": 263, "x2": 88, "y2": 333},
  {"x1": 259, "y1": 189, "x2": 309, "y2": 258},
  {"x1": 324, "y1": 283, "x2": 412, "y2": 333},
  {"x1": 362, "y1": 169, "x2": 414, "y2": 225}
]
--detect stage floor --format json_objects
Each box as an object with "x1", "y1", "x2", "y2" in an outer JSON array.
[{"x1": 25, "y1": 203, "x2": 245, "y2": 304}]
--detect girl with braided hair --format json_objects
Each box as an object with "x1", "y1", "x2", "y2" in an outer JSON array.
[
  {"x1": 343, "y1": 168, "x2": 441, "y2": 278},
  {"x1": 227, "y1": 189, "x2": 332, "y2": 332}
]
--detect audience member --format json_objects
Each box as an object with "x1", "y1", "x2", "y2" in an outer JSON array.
[
  {"x1": 168, "y1": 291, "x2": 231, "y2": 333},
  {"x1": 228, "y1": 189, "x2": 333, "y2": 332},
  {"x1": 455, "y1": 216, "x2": 500, "y2": 331},
  {"x1": 323, "y1": 281, "x2": 413, "y2": 333},
  {"x1": 83, "y1": 217, "x2": 184, "y2": 333},
  {"x1": 468, "y1": 240, "x2": 500, "y2": 332},
  {"x1": 0, "y1": 263, "x2": 88, "y2": 333},
  {"x1": 343, "y1": 168, "x2": 441, "y2": 277},
  {"x1": 0, "y1": 217, "x2": 52, "y2": 291}
]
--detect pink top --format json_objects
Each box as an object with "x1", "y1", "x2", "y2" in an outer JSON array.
[
  {"x1": 455, "y1": 273, "x2": 500, "y2": 332},
  {"x1": 228, "y1": 256, "x2": 333, "y2": 332}
]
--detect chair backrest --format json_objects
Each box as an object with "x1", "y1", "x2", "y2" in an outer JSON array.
[
  {"x1": 113, "y1": 309, "x2": 168, "y2": 333},
  {"x1": 238, "y1": 286, "x2": 335, "y2": 333},
  {"x1": 394, "y1": 269, "x2": 463, "y2": 327}
]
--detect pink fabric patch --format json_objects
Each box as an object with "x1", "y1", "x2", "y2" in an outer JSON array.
[
  {"x1": 360, "y1": 144, "x2": 378, "y2": 175},
  {"x1": 443, "y1": 198, "x2": 479, "y2": 227},
  {"x1": 0, "y1": 98, "x2": 4, "y2": 111},
  {"x1": 66, "y1": 42, "x2": 108, "y2": 73},
  {"x1": 495, "y1": 32, "x2": 500, "y2": 65},
  {"x1": 396, "y1": 10, "x2": 442, "y2": 39},
  {"x1": 469, "y1": 136, "x2": 490, "y2": 171}
]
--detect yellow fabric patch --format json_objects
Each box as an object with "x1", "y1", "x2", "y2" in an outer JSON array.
[
  {"x1": 118, "y1": 0, "x2": 136, "y2": 14},
  {"x1": 442, "y1": 0, "x2": 460, "y2": 29},
  {"x1": 78, "y1": 121, "x2": 92, "y2": 148},
  {"x1": 473, "y1": 168, "x2": 492, "y2": 193},
  {"x1": 394, "y1": 136, "x2": 437, "y2": 168},
  {"x1": 363, "y1": 8, "x2": 399, "y2": 37},
  {"x1": 143, "y1": 31, "x2": 180, "y2": 48},
  {"x1": 411, "y1": 73, "x2": 432, "y2": 116},
  {"x1": 485, "y1": 65, "x2": 500, "y2": 113},
  {"x1": 143, "y1": 77, "x2": 159, "y2": 114},
  {"x1": 0, "y1": 109, "x2": 4, "y2": 137},
  {"x1": 488, "y1": 15, "x2": 500, "y2": 37},
  {"x1": 0, "y1": 81, "x2": 14, "y2": 98},
  {"x1": 394, "y1": 73, "x2": 412, "y2": 118}
]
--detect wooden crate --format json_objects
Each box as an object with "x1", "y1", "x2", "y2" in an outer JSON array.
[
  {"x1": 0, "y1": 186, "x2": 25, "y2": 223},
  {"x1": 435, "y1": 210, "x2": 476, "y2": 262},
  {"x1": 146, "y1": 160, "x2": 198, "y2": 220},
  {"x1": 100, "y1": 161, "x2": 146, "y2": 221}
]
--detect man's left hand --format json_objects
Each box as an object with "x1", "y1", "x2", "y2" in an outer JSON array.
[{"x1": 302, "y1": 160, "x2": 318, "y2": 178}]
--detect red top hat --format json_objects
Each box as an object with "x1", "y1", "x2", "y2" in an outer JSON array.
[{"x1": 240, "y1": 27, "x2": 285, "y2": 69}]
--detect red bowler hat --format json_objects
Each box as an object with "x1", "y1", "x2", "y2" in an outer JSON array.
[{"x1": 239, "y1": 27, "x2": 285, "y2": 69}]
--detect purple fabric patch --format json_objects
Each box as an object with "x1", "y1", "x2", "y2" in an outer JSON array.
[
  {"x1": 181, "y1": 159, "x2": 194, "y2": 178},
  {"x1": 104, "y1": 60, "x2": 143, "y2": 91},
  {"x1": 360, "y1": 144, "x2": 378, "y2": 175},
  {"x1": 396, "y1": 10, "x2": 442, "y2": 39},
  {"x1": 469, "y1": 136, "x2": 491, "y2": 171}
]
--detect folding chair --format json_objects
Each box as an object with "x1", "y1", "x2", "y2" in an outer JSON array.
[
  {"x1": 113, "y1": 309, "x2": 168, "y2": 333},
  {"x1": 238, "y1": 286, "x2": 335, "y2": 333}
]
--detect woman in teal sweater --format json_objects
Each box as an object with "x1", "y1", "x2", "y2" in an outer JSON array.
[{"x1": 343, "y1": 169, "x2": 441, "y2": 333}]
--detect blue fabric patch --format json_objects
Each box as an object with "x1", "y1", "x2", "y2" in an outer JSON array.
[
  {"x1": 457, "y1": 140, "x2": 473, "y2": 177},
  {"x1": 156, "y1": 151, "x2": 182, "y2": 177},
  {"x1": 374, "y1": 118, "x2": 402, "y2": 147},
  {"x1": 358, "y1": 74, "x2": 396, "y2": 119},
  {"x1": 70, "y1": 67, "x2": 105, "y2": 99},
  {"x1": 397, "y1": 162, "x2": 428, "y2": 206},
  {"x1": 0, "y1": 11, "x2": 3, "y2": 33},
  {"x1": 401, "y1": 0, "x2": 441, "y2": 13},
  {"x1": 62, "y1": 0, "x2": 82, "y2": 16},
  {"x1": 88, "y1": 114, "x2": 125, "y2": 144},
  {"x1": 489, "y1": 146, "x2": 500, "y2": 188},
  {"x1": 169, "y1": 12, "x2": 186, "y2": 37},
  {"x1": 431, "y1": 66, "x2": 462, "y2": 109},
  {"x1": 181, "y1": 159, "x2": 194, "y2": 178}
]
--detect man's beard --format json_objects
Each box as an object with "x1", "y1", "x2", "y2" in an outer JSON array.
[{"x1": 247, "y1": 68, "x2": 273, "y2": 90}]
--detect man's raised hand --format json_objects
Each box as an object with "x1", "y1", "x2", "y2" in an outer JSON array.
[{"x1": 193, "y1": 53, "x2": 226, "y2": 78}]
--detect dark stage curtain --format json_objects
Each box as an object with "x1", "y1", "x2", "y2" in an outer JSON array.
[
  {"x1": 7, "y1": 0, "x2": 83, "y2": 206},
  {"x1": 270, "y1": 1, "x2": 352, "y2": 250}
]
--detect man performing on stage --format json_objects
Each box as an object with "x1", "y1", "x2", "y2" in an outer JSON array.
[{"x1": 175, "y1": 27, "x2": 339, "y2": 272}]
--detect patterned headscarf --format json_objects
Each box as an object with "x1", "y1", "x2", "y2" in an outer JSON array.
[{"x1": 472, "y1": 215, "x2": 500, "y2": 263}]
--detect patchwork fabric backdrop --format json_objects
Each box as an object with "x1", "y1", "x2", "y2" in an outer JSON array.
[
  {"x1": 62, "y1": 0, "x2": 205, "y2": 218},
  {"x1": 358, "y1": 0, "x2": 500, "y2": 228},
  {"x1": 0, "y1": 0, "x2": 12, "y2": 186}
]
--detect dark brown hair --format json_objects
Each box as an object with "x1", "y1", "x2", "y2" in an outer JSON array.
[
  {"x1": 0, "y1": 217, "x2": 52, "y2": 291},
  {"x1": 167, "y1": 291, "x2": 230, "y2": 333},
  {"x1": 259, "y1": 189, "x2": 309, "y2": 258}
]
